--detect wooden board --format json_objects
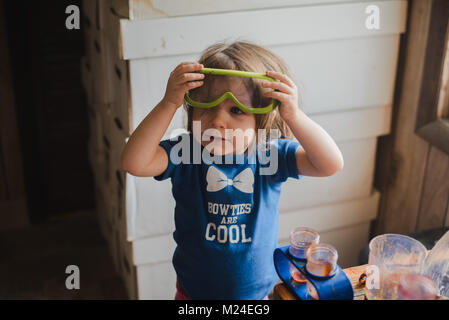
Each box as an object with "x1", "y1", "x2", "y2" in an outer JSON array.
[
  {"x1": 374, "y1": 0, "x2": 449, "y2": 235},
  {"x1": 280, "y1": 138, "x2": 378, "y2": 212},
  {"x1": 127, "y1": 37, "x2": 396, "y2": 134},
  {"x1": 112, "y1": 0, "x2": 380, "y2": 21},
  {"x1": 120, "y1": 1, "x2": 407, "y2": 60},
  {"x1": 416, "y1": 146, "x2": 449, "y2": 231},
  {"x1": 271, "y1": 36, "x2": 401, "y2": 115},
  {"x1": 279, "y1": 191, "x2": 379, "y2": 241}
]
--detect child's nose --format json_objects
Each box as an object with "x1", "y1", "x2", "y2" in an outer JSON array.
[{"x1": 210, "y1": 106, "x2": 228, "y2": 129}]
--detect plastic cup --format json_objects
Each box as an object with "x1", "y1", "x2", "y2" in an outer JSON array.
[
  {"x1": 366, "y1": 234, "x2": 428, "y2": 300},
  {"x1": 289, "y1": 227, "x2": 320, "y2": 259},
  {"x1": 289, "y1": 227, "x2": 319, "y2": 283},
  {"x1": 306, "y1": 243, "x2": 338, "y2": 278}
]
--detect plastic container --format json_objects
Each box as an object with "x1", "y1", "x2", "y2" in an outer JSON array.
[
  {"x1": 288, "y1": 227, "x2": 319, "y2": 283},
  {"x1": 422, "y1": 230, "x2": 449, "y2": 298},
  {"x1": 306, "y1": 243, "x2": 338, "y2": 278},
  {"x1": 289, "y1": 227, "x2": 320, "y2": 259},
  {"x1": 366, "y1": 234, "x2": 428, "y2": 300}
]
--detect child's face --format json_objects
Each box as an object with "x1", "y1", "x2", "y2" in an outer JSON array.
[{"x1": 191, "y1": 78, "x2": 257, "y2": 156}]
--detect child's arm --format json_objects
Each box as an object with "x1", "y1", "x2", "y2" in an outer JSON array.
[
  {"x1": 262, "y1": 71, "x2": 344, "y2": 177},
  {"x1": 121, "y1": 62, "x2": 204, "y2": 177},
  {"x1": 283, "y1": 108, "x2": 344, "y2": 177}
]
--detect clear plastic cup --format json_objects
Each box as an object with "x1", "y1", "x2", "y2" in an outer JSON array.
[
  {"x1": 302, "y1": 243, "x2": 338, "y2": 300},
  {"x1": 423, "y1": 230, "x2": 449, "y2": 298},
  {"x1": 366, "y1": 234, "x2": 428, "y2": 300},
  {"x1": 289, "y1": 227, "x2": 319, "y2": 283},
  {"x1": 289, "y1": 227, "x2": 320, "y2": 259},
  {"x1": 306, "y1": 243, "x2": 338, "y2": 278}
]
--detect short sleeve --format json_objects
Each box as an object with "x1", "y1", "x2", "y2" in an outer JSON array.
[
  {"x1": 263, "y1": 138, "x2": 302, "y2": 184},
  {"x1": 153, "y1": 133, "x2": 188, "y2": 181}
]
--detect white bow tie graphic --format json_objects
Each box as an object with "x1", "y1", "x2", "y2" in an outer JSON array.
[{"x1": 206, "y1": 166, "x2": 254, "y2": 194}]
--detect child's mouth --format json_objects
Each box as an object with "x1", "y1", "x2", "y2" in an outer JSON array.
[{"x1": 203, "y1": 134, "x2": 228, "y2": 142}]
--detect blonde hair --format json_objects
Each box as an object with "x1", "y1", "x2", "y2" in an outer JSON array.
[{"x1": 183, "y1": 41, "x2": 295, "y2": 140}]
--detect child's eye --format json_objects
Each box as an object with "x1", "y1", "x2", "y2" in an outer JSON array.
[{"x1": 230, "y1": 106, "x2": 243, "y2": 115}]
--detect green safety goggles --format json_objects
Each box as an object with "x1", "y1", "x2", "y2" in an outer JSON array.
[{"x1": 184, "y1": 68, "x2": 280, "y2": 114}]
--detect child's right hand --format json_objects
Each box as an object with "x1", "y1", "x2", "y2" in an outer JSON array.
[{"x1": 162, "y1": 62, "x2": 205, "y2": 108}]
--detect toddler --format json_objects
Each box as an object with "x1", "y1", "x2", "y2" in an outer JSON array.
[{"x1": 121, "y1": 41, "x2": 344, "y2": 300}]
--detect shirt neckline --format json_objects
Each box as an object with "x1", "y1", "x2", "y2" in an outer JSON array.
[{"x1": 189, "y1": 132, "x2": 257, "y2": 165}]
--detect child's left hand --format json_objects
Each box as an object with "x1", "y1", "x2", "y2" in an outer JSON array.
[{"x1": 261, "y1": 71, "x2": 299, "y2": 120}]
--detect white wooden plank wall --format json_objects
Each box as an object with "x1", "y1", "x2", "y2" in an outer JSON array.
[{"x1": 113, "y1": 0, "x2": 385, "y2": 21}]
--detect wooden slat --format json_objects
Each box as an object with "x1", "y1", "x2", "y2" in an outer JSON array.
[
  {"x1": 128, "y1": 36, "x2": 398, "y2": 133},
  {"x1": 415, "y1": 0, "x2": 449, "y2": 129},
  {"x1": 279, "y1": 192, "x2": 379, "y2": 238},
  {"x1": 414, "y1": 0, "x2": 449, "y2": 156},
  {"x1": 374, "y1": 0, "x2": 433, "y2": 235},
  {"x1": 272, "y1": 35, "x2": 401, "y2": 115},
  {"x1": 416, "y1": 146, "x2": 449, "y2": 231},
  {"x1": 116, "y1": 0, "x2": 380, "y2": 21},
  {"x1": 280, "y1": 138, "x2": 378, "y2": 212},
  {"x1": 416, "y1": 118, "x2": 449, "y2": 155},
  {"x1": 120, "y1": 1, "x2": 407, "y2": 60}
]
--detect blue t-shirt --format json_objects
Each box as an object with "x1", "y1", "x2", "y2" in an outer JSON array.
[{"x1": 154, "y1": 132, "x2": 302, "y2": 299}]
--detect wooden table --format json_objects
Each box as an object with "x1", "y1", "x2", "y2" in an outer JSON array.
[{"x1": 273, "y1": 264, "x2": 368, "y2": 300}]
